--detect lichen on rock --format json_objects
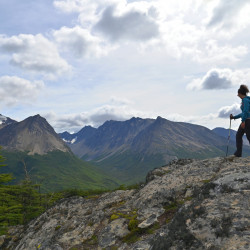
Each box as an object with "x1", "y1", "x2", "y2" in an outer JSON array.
[{"x1": 1, "y1": 156, "x2": 249, "y2": 250}]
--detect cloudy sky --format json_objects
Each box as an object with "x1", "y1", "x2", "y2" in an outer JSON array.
[{"x1": 1, "y1": 0, "x2": 250, "y2": 132}]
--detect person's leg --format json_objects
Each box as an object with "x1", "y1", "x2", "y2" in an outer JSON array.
[
  {"x1": 245, "y1": 119, "x2": 250, "y2": 143},
  {"x1": 235, "y1": 124, "x2": 245, "y2": 157}
]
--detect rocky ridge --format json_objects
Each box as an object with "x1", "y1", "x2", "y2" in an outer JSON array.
[
  {"x1": 61, "y1": 116, "x2": 231, "y2": 160},
  {"x1": 1, "y1": 156, "x2": 249, "y2": 249}
]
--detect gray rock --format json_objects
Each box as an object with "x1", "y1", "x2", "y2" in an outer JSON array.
[
  {"x1": 138, "y1": 214, "x2": 158, "y2": 229},
  {"x1": 2, "y1": 156, "x2": 250, "y2": 250}
]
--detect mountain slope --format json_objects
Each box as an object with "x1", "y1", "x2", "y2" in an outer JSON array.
[
  {"x1": 213, "y1": 127, "x2": 250, "y2": 146},
  {"x1": 70, "y1": 117, "x2": 154, "y2": 159},
  {"x1": 131, "y1": 117, "x2": 226, "y2": 155},
  {"x1": 1, "y1": 150, "x2": 120, "y2": 192},
  {"x1": 60, "y1": 117, "x2": 243, "y2": 184}
]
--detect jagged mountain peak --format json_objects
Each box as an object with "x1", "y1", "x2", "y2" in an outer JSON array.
[
  {"x1": 21, "y1": 114, "x2": 56, "y2": 134},
  {"x1": 0, "y1": 114, "x2": 70, "y2": 155},
  {"x1": 23, "y1": 114, "x2": 48, "y2": 125}
]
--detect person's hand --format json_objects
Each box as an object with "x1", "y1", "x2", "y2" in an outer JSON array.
[
  {"x1": 230, "y1": 114, "x2": 234, "y2": 120},
  {"x1": 241, "y1": 122, "x2": 245, "y2": 129}
]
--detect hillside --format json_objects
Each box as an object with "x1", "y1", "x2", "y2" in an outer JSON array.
[
  {"x1": 212, "y1": 127, "x2": 250, "y2": 146},
  {"x1": 60, "y1": 117, "x2": 241, "y2": 184},
  {"x1": 2, "y1": 156, "x2": 249, "y2": 249},
  {"x1": 1, "y1": 150, "x2": 120, "y2": 192}
]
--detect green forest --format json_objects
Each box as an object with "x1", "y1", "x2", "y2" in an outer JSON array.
[
  {"x1": 0, "y1": 148, "x2": 59, "y2": 235},
  {"x1": 0, "y1": 148, "x2": 105, "y2": 236}
]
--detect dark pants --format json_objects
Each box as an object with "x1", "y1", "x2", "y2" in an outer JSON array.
[{"x1": 235, "y1": 119, "x2": 250, "y2": 157}]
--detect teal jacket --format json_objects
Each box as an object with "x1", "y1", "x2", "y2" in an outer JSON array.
[{"x1": 234, "y1": 96, "x2": 250, "y2": 122}]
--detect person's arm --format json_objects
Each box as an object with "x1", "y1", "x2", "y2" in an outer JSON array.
[{"x1": 232, "y1": 113, "x2": 241, "y2": 119}]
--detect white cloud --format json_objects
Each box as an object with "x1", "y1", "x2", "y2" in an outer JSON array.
[
  {"x1": 187, "y1": 68, "x2": 233, "y2": 90},
  {"x1": 208, "y1": 0, "x2": 250, "y2": 33},
  {"x1": 53, "y1": 0, "x2": 87, "y2": 13},
  {"x1": 218, "y1": 103, "x2": 241, "y2": 119},
  {"x1": 190, "y1": 40, "x2": 248, "y2": 65},
  {"x1": 2, "y1": 0, "x2": 250, "y2": 132},
  {"x1": 52, "y1": 0, "x2": 249, "y2": 64},
  {"x1": 44, "y1": 99, "x2": 145, "y2": 132},
  {"x1": 0, "y1": 76, "x2": 44, "y2": 106},
  {"x1": 94, "y1": 6, "x2": 159, "y2": 42},
  {"x1": 53, "y1": 26, "x2": 112, "y2": 58},
  {"x1": 0, "y1": 34, "x2": 71, "y2": 79},
  {"x1": 187, "y1": 68, "x2": 250, "y2": 91}
]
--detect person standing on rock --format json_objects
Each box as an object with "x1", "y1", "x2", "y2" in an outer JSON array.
[{"x1": 230, "y1": 85, "x2": 250, "y2": 157}]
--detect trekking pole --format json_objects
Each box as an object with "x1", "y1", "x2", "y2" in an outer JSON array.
[{"x1": 226, "y1": 118, "x2": 232, "y2": 157}]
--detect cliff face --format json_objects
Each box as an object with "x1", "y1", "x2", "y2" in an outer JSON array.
[{"x1": 2, "y1": 156, "x2": 249, "y2": 250}]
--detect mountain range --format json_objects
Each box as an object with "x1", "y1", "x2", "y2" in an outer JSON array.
[
  {"x1": 1, "y1": 113, "x2": 250, "y2": 191},
  {"x1": 59, "y1": 116, "x2": 250, "y2": 184}
]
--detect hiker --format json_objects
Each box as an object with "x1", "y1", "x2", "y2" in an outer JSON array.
[{"x1": 230, "y1": 85, "x2": 250, "y2": 157}]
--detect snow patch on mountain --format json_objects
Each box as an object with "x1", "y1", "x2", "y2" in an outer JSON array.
[
  {"x1": 62, "y1": 137, "x2": 77, "y2": 144},
  {"x1": 0, "y1": 114, "x2": 7, "y2": 124}
]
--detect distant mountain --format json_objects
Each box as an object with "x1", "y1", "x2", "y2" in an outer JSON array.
[
  {"x1": 212, "y1": 127, "x2": 237, "y2": 141},
  {"x1": 212, "y1": 127, "x2": 249, "y2": 145},
  {"x1": 69, "y1": 117, "x2": 154, "y2": 159},
  {"x1": 0, "y1": 114, "x2": 70, "y2": 155},
  {"x1": 0, "y1": 114, "x2": 16, "y2": 129},
  {"x1": 0, "y1": 114, "x2": 119, "y2": 192},
  {"x1": 60, "y1": 117, "x2": 244, "y2": 184},
  {"x1": 59, "y1": 126, "x2": 96, "y2": 146}
]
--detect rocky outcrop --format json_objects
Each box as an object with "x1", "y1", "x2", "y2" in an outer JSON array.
[{"x1": 1, "y1": 156, "x2": 249, "y2": 249}]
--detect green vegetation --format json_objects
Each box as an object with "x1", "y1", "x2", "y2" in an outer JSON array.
[
  {"x1": 90, "y1": 150, "x2": 166, "y2": 184},
  {"x1": 55, "y1": 225, "x2": 61, "y2": 231},
  {"x1": 83, "y1": 235, "x2": 98, "y2": 245},
  {"x1": 122, "y1": 220, "x2": 161, "y2": 244},
  {"x1": 109, "y1": 208, "x2": 161, "y2": 244},
  {"x1": 0, "y1": 150, "x2": 120, "y2": 192},
  {"x1": 170, "y1": 146, "x2": 225, "y2": 160},
  {"x1": 0, "y1": 148, "x2": 46, "y2": 235}
]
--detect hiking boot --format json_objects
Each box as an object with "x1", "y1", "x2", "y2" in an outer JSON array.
[{"x1": 234, "y1": 151, "x2": 242, "y2": 157}]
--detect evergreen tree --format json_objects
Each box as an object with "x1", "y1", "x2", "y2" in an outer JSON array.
[
  {"x1": 0, "y1": 147, "x2": 22, "y2": 234},
  {"x1": 0, "y1": 148, "x2": 44, "y2": 235},
  {"x1": 0, "y1": 149, "x2": 13, "y2": 184}
]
